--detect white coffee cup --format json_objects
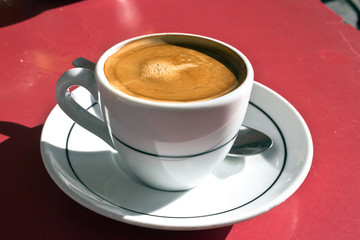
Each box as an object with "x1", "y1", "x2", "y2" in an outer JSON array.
[{"x1": 55, "y1": 33, "x2": 254, "y2": 191}]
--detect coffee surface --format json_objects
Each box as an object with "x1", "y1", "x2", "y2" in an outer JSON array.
[{"x1": 104, "y1": 38, "x2": 240, "y2": 102}]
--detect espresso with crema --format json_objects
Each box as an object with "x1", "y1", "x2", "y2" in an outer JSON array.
[{"x1": 104, "y1": 37, "x2": 244, "y2": 102}]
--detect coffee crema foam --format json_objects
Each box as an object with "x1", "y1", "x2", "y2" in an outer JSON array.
[{"x1": 104, "y1": 38, "x2": 240, "y2": 102}]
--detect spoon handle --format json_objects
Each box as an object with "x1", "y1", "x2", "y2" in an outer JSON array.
[{"x1": 72, "y1": 57, "x2": 96, "y2": 71}]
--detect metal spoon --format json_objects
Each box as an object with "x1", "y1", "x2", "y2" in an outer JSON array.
[
  {"x1": 228, "y1": 126, "x2": 273, "y2": 157},
  {"x1": 72, "y1": 57, "x2": 273, "y2": 157}
]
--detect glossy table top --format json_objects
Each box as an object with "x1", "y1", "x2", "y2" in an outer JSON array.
[{"x1": 1, "y1": 0, "x2": 359, "y2": 239}]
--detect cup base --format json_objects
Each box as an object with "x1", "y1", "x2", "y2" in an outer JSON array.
[{"x1": 114, "y1": 139, "x2": 235, "y2": 191}]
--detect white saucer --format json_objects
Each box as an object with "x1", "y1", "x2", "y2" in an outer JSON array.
[{"x1": 41, "y1": 82, "x2": 313, "y2": 230}]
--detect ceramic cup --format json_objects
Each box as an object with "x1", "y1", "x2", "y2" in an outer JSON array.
[{"x1": 55, "y1": 33, "x2": 254, "y2": 191}]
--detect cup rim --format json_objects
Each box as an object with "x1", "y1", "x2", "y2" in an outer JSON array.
[{"x1": 95, "y1": 32, "x2": 254, "y2": 109}]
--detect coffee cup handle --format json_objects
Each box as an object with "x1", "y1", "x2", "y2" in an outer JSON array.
[{"x1": 55, "y1": 68, "x2": 115, "y2": 148}]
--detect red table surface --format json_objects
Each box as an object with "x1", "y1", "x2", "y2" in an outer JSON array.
[{"x1": 1, "y1": 0, "x2": 359, "y2": 239}]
